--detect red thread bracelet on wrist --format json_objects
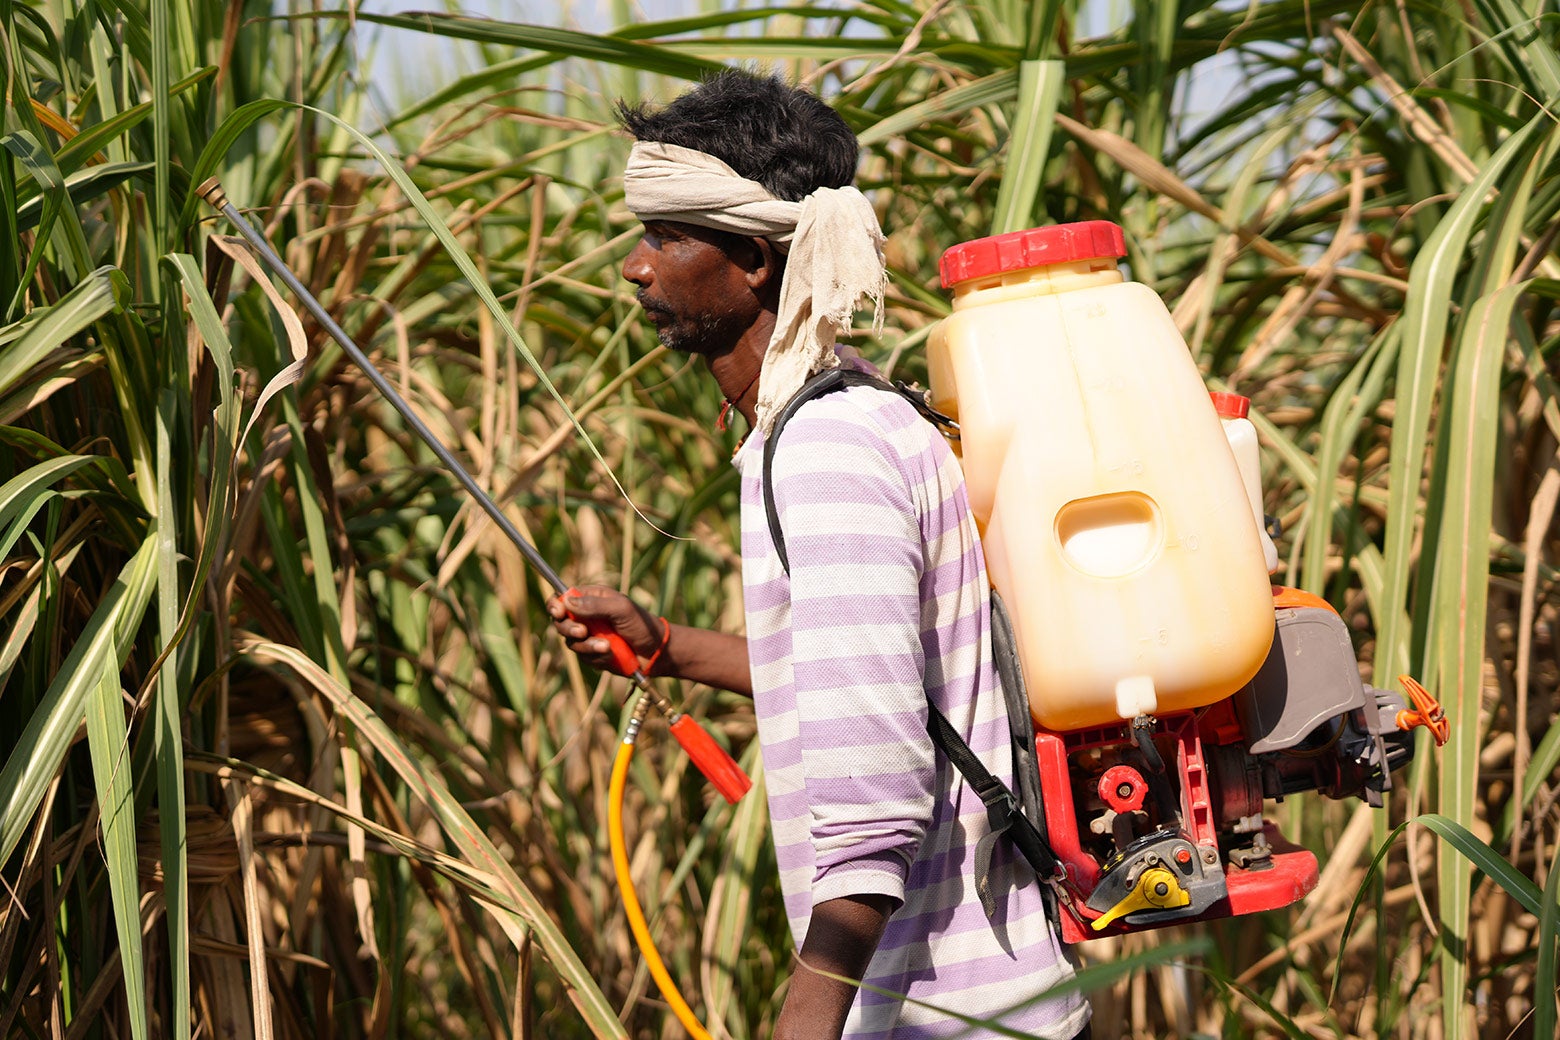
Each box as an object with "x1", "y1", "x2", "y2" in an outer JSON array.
[{"x1": 643, "y1": 616, "x2": 671, "y2": 675}]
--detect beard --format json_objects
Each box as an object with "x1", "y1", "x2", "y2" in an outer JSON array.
[{"x1": 638, "y1": 291, "x2": 748, "y2": 356}]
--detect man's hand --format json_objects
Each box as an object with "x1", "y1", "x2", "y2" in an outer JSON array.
[
  {"x1": 546, "y1": 586, "x2": 754, "y2": 695},
  {"x1": 546, "y1": 586, "x2": 664, "y2": 676},
  {"x1": 773, "y1": 893, "x2": 896, "y2": 1040}
]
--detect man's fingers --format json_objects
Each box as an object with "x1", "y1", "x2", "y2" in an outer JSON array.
[
  {"x1": 562, "y1": 590, "x2": 647, "y2": 638},
  {"x1": 560, "y1": 588, "x2": 621, "y2": 620}
]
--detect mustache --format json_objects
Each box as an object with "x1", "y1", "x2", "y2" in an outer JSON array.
[{"x1": 636, "y1": 290, "x2": 672, "y2": 316}]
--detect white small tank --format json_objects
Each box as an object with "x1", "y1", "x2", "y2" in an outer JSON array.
[{"x1": 1211, "y1": 391, "x2": 1280, "y2": 575}]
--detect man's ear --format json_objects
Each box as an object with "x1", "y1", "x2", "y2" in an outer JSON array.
[{"x1": 742, "y1": 237, "x2": 784, "y2": 295}]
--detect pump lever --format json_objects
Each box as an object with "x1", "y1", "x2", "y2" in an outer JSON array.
[
  {"x1": 575, "y1": 603, "x2": 643, "y2": 677},
  {"x1": 578, "y1": 609, "x2": 751, "y2": 804}
]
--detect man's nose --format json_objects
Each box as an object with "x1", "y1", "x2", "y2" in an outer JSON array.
[{"x1": 622, "y1": 237, "x2": 652, "y2": 287}]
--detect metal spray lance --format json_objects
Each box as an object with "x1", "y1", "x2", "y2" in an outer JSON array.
[{"x1": 197, "y1": 178, "x2": 751, "y2": 805}]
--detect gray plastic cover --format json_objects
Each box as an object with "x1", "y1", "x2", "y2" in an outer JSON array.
[{"x1": 1236, "y1": 606, "x2": 1368, "y2": 754}]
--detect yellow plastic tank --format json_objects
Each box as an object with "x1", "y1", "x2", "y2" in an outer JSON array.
[{"x1": 927, "y1": 222, "x2": 1275, "y2": 732}]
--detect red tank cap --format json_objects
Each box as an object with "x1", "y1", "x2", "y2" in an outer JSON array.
[
  {"x1": 1210, "y1": 391, "x2": 1250, "y2": 419},
  {"x1": 939, "y1": 220, "x2": 1126, "y2": 289}
]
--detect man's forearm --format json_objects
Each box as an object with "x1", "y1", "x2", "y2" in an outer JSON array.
[
  {"x1": 773, "y1": 893, "x2": 896, "y2": 1040},
  {"x1": 657, "y1": 624, "x2": 752, "y2": 696}
]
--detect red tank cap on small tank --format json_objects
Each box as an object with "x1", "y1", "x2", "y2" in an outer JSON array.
[
  {"x1": 938, "y1": 221, "x2": 1127, "y2": 289},
  {"x1": 1210, "y1": 392, "x2": 1250, "y2": 419}
]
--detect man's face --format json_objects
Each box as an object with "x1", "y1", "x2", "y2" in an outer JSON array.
[{"x1": 623, "y1": 221, "x2": 761, "y2": 356}]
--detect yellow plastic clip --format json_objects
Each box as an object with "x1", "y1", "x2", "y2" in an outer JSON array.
[{"x1": 1089, "y1": 866, "x2": 1191, "y2": 931}]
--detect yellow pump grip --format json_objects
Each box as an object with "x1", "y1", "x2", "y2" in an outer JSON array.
[{"x1": 1090, "y1": 867, "x2": 1191, "y2": 931}]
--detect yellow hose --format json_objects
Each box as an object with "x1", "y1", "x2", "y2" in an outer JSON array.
[{"x1": 609, "y1": 725, "x2": 713, "y2": 1040}]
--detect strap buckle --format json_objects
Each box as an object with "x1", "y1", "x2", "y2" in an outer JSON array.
[
  {"x1": 980, "y1": 784, "x2": 1020, "y2": 834},
  {"x1": 893, "y1": 380, "x2": 960, "y2": 439}
]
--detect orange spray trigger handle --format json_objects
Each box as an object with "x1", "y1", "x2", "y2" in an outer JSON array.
[
  {"x1": 564, "y1": 587, "x2": 642, "y2": 677},
  {"x1": 1395, "y1": 675, "x2": 1449, "y2": 747},
  {"x1": 668, "y1": 715, "x2": 752, "y2": 804}
]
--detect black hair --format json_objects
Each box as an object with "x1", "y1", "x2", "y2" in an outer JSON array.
[{"x1": 617, "y1": 69, "x2": 858, "y2": 202}]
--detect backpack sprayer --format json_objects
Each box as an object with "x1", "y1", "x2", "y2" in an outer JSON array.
[
  {"x1": 198, "y1": 180, "x2": 746, "y2": 1039},
  {"x1": 923, "y1": 221, "x2": 1450, "y2": 941}
]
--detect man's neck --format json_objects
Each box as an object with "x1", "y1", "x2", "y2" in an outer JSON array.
[{"x1": 708, "y1": 316, "x2": 773, "y2": 429}]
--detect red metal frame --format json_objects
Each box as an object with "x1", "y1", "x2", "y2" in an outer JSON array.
[
  {"x1": 1175, "y1": 715, "x2": 1219, "y2": 851},
  {"x1": 1035, "y1": 712, "x2": 1320, "y2": 944}
]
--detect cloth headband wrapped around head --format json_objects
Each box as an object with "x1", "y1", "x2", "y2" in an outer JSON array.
[{"x1": 622, "y1": 140, "x2": 887, "y2": 436}]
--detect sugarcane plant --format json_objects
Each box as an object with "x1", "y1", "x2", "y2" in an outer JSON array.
[{"x1": 0, "y1": 1, "x2": 1557, "y2": 1038}]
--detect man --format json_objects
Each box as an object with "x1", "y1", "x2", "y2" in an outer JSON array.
[{"x1": 548, "y1": 69, "x2": 1089, "y2": 1040}]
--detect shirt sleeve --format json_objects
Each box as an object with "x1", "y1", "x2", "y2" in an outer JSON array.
[{"x1": 769, "y1": 402, "x2": 934, "y2": 908}]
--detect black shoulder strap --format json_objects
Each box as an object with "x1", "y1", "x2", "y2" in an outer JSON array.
[
  {"x1": 762, "y1": 366, "x2": 896, "y2": 574},
  {"x1": 761, "y1": 366, "x2": 1062, "y2": 919},
  {"x1": 992, "y1": 591, "x2": 1046, "y2": 838},
  {"x1": 991, "y1": 591, "x2": 1060, "y2": 924},
  {"x1": 926, "y1": 704, "x2": 1062, "y2": 915}
]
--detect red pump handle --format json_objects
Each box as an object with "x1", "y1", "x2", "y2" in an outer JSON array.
[
  {"x1": 565, "y1": 587, "x2": 643, "y2": 677},
  {"x1": 669, "y1": 716, "x2": 752, "y2": 804}
]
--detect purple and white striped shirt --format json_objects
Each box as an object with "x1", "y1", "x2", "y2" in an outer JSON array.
[{"x1": 734, "y1": 382, "x2": 1088, "y2": 1039}]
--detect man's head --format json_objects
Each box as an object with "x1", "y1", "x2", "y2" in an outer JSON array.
[
  {"x1": 619, "y1": 71, "x2": 860, "y2": 358},
  {"x1": 618, "y1": 69, "x2": 858, "y2": 202},
  {"x1": 619, "y1": 70, "x2": 884, "y2": 435}
]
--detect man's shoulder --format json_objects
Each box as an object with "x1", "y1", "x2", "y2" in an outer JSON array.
[{"x1": 780, "y1": 379, "x2": 940, "y2": 455}]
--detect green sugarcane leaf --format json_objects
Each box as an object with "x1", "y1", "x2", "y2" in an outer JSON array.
[
  {"x1": 1429, "y1": 131, "x2": 1543, "y2": 1037},
  {"x1": 52, "y1": 66, "x2": 216, "y2": 175},
  {"x1": 14, "y1": 161, "x2": 153, "y2": 231},
  {"x1": 1416, "y1": 813, "x2": 1543, "y2": 915},
  {"x1": 702, "y1": 756, "x2": 767, "y2": 1039},
  {"x1": 0, "y1": 536, "x2": 158, "y2": 864},
  {"x1": 1502, "y1": 714, "x2": 1560, "y2": 844},
  {"x1": 1374, "y1": 110, "x2": 1547, "y2": 688},
  {"x1": 991, "y1": 59, "x2": 1064, "y2": 235},
  {"x1": 0, "y1": 541, "x2": 84, "y2": 690},
  {"x1": 1194, "y1": 967, "x2": 1312, "y2": 1040},
  {"x1": 379, "y1": 53, "x2": 558, "y2": 131},
  {"x1": 859, "y1": 69, "x2": 1019, "y2": 145},
  {"x1": 142, "y1": 267, "x2": 243, "y2": 1017},
  {"x1": 346, "y1": 11, "x2": 721, "y2": 80},
  {"x1": 176, "y1": 99, "x2": 291, "y2": 231},
  {"x1": 0, "y1": 455, "x2": 95, "y2": 561},
  {"x1": 153, "y1": 386, "x2": 190, "y2": 1040},
  {"x1": 1468, "y1": 0, "x2": 1560, "y2": 101},
  {"x1": 2, "y1": 129, "x2": 93, "y2": 281},
  {"x1": 657, "y1": 37, "x2": 911, "y2": 61},
  {"x1": 1538, "y1": 843, "x2": 1560, "y2": 1040},
  {"x1": 1248, "y1": 405, "x2": 1390, "y2": 609},
  {"x1": 149, "y1": 0, "x2": 172, "y2": 265},
  {"x1": 0, "y1": 266, "x2": 126, "y2": 399},
  {"x1": 614, "y1": 5, "x2": 899, "y2": 41},
  {"x1": 1301, "y1": 325, "x2": 1398, "y2": 595},
  {"x1": 84, "y1": 649, "x2": 147, "y2": 1040}
]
